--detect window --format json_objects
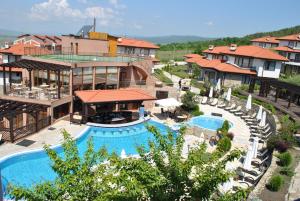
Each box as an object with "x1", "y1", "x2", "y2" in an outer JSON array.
[
  {"x1": 234, "y1": 57, "x2": 253, "y2": 68},
  {"x1": 295, "y1": 54, "x2": 300, "y2": 62},
  {"x1": 288, "y1": 41, "x2": 295, "y2": 48},
  {"x1": 263, "y1": 61, "x2": 276, "y2": 71}
]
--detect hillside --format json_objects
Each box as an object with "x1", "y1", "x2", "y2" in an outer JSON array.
[
  {"x1": 0, "y1": 28, "x2": 21, "y2": 45},
  {"x1": 135, "y1": 35, "x2": 213, "y2": 44},
  {"x1": 159, "y1": 25, "x2": 300, "y2": 53}
]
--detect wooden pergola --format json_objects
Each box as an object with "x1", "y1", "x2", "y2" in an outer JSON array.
[
  {"x1": 0, "y1": 59, "x2": 70, "y2": 99},
  {"x1": 0, "y1": 99, "x2": 50, "y2": 142},
  {"x1": 249, "y1": 77, "x2": 300, "y2": 108}
]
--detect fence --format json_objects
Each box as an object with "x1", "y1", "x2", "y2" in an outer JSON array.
[{"x1": 0, "y1": 116, "x2": 51, "y2": 142}]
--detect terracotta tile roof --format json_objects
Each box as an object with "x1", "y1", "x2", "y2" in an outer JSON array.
[
  {"x1": 0, "y1": 43, "x2": 36, "y2": 55},
  {"x1": 250, "y1": 36, "x2": 279, "y2": 44},
  {"x1": 75, "y1": 88, "x2": 156, "y2": 103},
  {"x1": 0, "y1": 67, "x2": 22, "y2": 72},
  {"x1": 186, "y1": 56, "x2": 256, "y2": 75},
  {"x1": 203, "y1": 45, "x2": 288, "y2": 61},
  {"x1": 117, "y1": 38, "x2": 159, "y2": 49},
  {"x1": 273, "y1": 46, "x2": 300, "y2": 53},
  {"x1": 184, "y1": 54, "x2": 202, "y2": 58},
  {"x1": 277, "y1": 34, "x2": 300, "y2": 41}
]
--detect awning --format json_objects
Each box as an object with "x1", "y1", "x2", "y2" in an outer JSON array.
[{"x1": 75, "y1": 88, "x2": 156, "y2": 104}]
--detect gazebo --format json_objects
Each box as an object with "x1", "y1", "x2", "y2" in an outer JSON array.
[{"x1": 73, "y1": 88, "x2": 156, "y2": 124}]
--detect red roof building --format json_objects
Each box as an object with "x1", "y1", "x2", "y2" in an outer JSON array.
[
  {"x1": 75, "y1": 88, "x2": 156, "y2": 103},
  {"x1": 117, "y1": 38, "x2": 159, "y2": 49}
]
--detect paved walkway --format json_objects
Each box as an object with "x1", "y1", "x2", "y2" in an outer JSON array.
[
  {"x1": 0, "y1": 120, "x2": 87, "y2": 159},
  {"x1": 287, "y1": 148, "x2": 300, "y2": 201},
  {"x1": 163, "y1": 71, "x2": 201, "y2": 94}
]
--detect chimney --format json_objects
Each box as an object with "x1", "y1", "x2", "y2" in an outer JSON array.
[
  {"x1": 298, "y1": 33, "x2": 300, "y2": 40},
  {"x1": 117, "y1": 38, "x2": 122, "y2": 42},
  {"x1": 4, "y1": 42, "x2": 9, "y2": 49},
  {"x1": 208, "y1": 45, "x2": 214, "y2": 50},
  {"x1": 229, "y1": 44, "x2": 237, "y2": 51},
  {"x1": 93, "y1": 17, "x2": 96, "y2": 32}
]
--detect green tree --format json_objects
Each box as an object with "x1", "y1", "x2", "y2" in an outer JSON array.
[
  {"x1": 191, "y1": 63, "x2": 201, "y2": 79},
  {"x1": 8, "y1": 128, "x2": 247, "y2": 201}
]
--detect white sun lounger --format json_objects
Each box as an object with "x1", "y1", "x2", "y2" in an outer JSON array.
[
  {"x1": 210, "y1": 98, "x2": 218, "y2": 106},
  {"x1": 217, "y1": 101, "x2": 226, "y2": 108},
  {"x1": 201, "y1": 97, "x2": 208, "y2": 104},
  {"x1": 225, "y1": 103, "x2": 236, "y2": 111},
  {"x1": 252, "y1": 155, "x2": 270, "y2": 166},
  {"x1": 230, "y1": 105, "x2": 242, "y2": 113},
  {"x1": 241, "y1": 113, "x2": 256, "y2": 120}
]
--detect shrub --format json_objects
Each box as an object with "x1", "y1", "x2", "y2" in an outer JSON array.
[
  {"x1": 280, "y1": 167, "x2": 295, "y2": 177},
  {"x1": 267, "y1": 133, "x2": 296, "y2": 152},
  {"x1": 217, "y1": 137, "x2": 231, "y2": 153},
  {"x1": 226, "y1": 132, "x2": 234, "y2": 140},
  {"x1": 267, "y1": 175, "x2": 284, "y2": 192},
  {"x1": 278, "y1": 152, "x2": 292, "y2": 166},
  {"x1": 181, "y1": 91, "x2": 197, "y2": 111},
  {"x1": 217, "y1": 120, "x2": 230, "y2": 135}
]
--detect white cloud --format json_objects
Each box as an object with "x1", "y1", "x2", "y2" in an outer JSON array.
[
  {"x1": 29, "y1": 0, "x2": 121, "y2": 26},
  {"x1": 78, "y1": 0, "x2": 87, "y2": 3},
  {"x1": 205, "y1": 21, "x2": 214, "y2": 26},
  {"x1": 133, "y1": 23, "x2": 142, "y2": 30},
  {"x1": 108, "y1": 0, "x2": 126, "y2": 9}
]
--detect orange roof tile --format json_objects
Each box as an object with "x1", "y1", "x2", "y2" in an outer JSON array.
[
  {"x1": 277, "y1": 34, "x2": 300, "y2": 41},
  {"x1": 203, "y1": 45, "x2": 288, "y2": 61},
  {"x1": 184, "y1": 54, "x2": 202, "y2": 58},
  {"x1": 251, "y1": 36, "x2": 279, "y2": 44},
  {"x1": 0, "y1": 44, "x2": 36, "y2": 55},
  {"x1": 75, "y1": 88, "x2": 156, "y2": 103},
  {"x1": 186, "y1": 57, "x2": 256, "y2": 75},
  {"x1": 273, "y1": 46, "x2": 300, "y2": 53},
  {"x1": 118, "y1": 38, "x2": 159, "y2": 49}
]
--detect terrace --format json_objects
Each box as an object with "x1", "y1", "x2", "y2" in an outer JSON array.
[{"x1": 0, "y1": 59, "x2": 71, "y2": 102}]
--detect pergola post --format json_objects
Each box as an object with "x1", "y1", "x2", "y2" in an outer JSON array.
[
  {"x1": 82, "y1": 103, "x2": 88, "y2": 123},
  {"x1": 47, "y1": 70, "x2": 50, "y2": 85},
  {"x1": 57, "y1": 70, "x2": 61, "y2": 99},
  {"x1": 9, "y1": 116, "x2": 14, "y2": 142},
  {"x1": 9, "y1": 66, "x2": 12, "y2": 89},
  {"x1": 35, "y1": 111, "x2": 39, "y2": 132},
  {"x1": 3, "y1": 66, "x2": 6, "y2": 95},
  {"x1": 248, "y1": 77, "x2": 255, "y2": 93},
  {"x1": 28, "y1": 69, "x2": 32, "y2": 91},
  {"x1": 259, "y1": 80, "x2": 264, "y2": 96}
]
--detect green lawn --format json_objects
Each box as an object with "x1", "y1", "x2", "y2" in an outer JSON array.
[
  {"x1": 153, "y1": 69, "x2": 173, "y2": 85},
  {"x1": 163, "y1": 65, "x2": 205, "y2": 90},
  {"x1": 156, "y1": 50, "x2": 192, "y2": 63},
  {"x1": 280, "y1": 75, "x2": 300, "y2": 86}
]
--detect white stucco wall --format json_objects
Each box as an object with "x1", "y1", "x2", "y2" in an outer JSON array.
[{"x1": 254, "y1": 59, "x2": 282, "y2": 78}]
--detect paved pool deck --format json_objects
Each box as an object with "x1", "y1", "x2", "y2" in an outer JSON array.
[
  {"x1": 200, "y1": 104, "x2": 251, "y2": 149},
  {"x1": 0, "y1": 120, "x2": 87, "y2": 159}
]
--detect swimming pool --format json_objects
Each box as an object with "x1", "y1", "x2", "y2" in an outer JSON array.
[
  {"x1": 188, "y1": 115, "x2": 232, "y2": 131},
  {"x1": 0, "y1": 119, "x2": 172, "y2": 196}
]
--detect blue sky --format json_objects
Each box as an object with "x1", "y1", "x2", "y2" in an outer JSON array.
[{"x1": 0, "y1": 0, "x2": 300, "y2": 37}]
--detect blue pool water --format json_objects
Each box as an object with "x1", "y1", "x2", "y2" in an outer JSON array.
[
  {"x1": 188, "y1": 115, "x2": 231, "y2": 131},
  {"x1": 0, "y1": 120, "x2": 171, "y2": 195},
  {"x1": 0, "y1": 115, "x2": 232, "y2": 197}
]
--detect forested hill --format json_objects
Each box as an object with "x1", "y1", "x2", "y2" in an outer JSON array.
[{"x1": 159, "y1": 25, "x2": 300, "y2": 53}]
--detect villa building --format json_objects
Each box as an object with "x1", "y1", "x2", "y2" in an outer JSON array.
[
  {"x1": 273, "y1": 33, "x2": 300, "y2": 75},
  {"x1": 185, "y1": 44, "x2": 288, "y2": 86},
  {"x1": 117, "y1": 37, "x2": 159, "y2": 58},
  {"x1": 0, "y1": 31, "x2": 158, "y2": 142},
  {"x1": 250, "y1": 36, "x2": 279, "y2": 48}
]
